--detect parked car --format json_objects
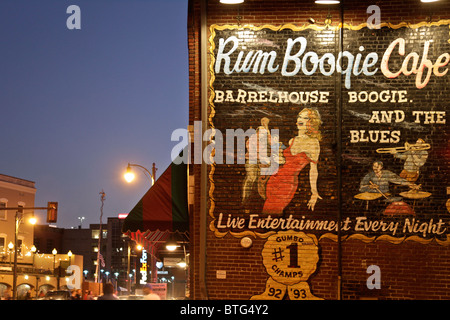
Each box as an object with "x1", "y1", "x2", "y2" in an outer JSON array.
[{"x1": 44, "y1": 290, "x2": 71, "y2": 300}]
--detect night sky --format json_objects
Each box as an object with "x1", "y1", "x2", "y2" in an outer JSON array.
[{"x1": 0, "y1": 0, "x2": 189, "y2": 228}]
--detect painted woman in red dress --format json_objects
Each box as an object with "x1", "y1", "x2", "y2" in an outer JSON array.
[{"x1": 262, "y1": 108, "x2": 322, "y2": 214}]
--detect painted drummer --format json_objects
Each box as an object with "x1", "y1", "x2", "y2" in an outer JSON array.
[{"x1": 359, "y1": 161, "x2": 418, "y2": 196}]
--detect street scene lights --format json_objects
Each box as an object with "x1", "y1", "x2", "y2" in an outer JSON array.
[
  {"x1": 12, "y1": 210, "x2": 37, "y2": 300},
  {"x1": 68, "y1": 250, "x2": 73, "y2": 267},
  {"x1": 77, "y1": 216, "x2": 85, "y2": 228},
  {"x1": 51, "y1": 248, "x2": 61, "y2": 290},
  {"x1": 28, "y1": 215, "x2": 37, "y2": 225},
  {"x1": 8, "y1": 242, "x2": 14, "y2": 266},
  {"x1": 124, "y1": 163, "x2": 157, "y2": 186},
  {"x1": 165, "y1": 240, "x2": 179, "y2": 252}
]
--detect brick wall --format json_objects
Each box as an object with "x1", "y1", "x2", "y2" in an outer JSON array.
[{"x1": 188, "y1": 0, "x2": 450, "y2": 300}]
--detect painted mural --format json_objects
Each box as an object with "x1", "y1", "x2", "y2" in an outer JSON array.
[{"x1": 207, "y1": 21, "x2": 449, "y2": 299}]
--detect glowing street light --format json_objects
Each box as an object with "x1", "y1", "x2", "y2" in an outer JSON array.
[
  {"x1": 28, "y1": 215, "x2": 37, "y2": 225},
  {"x1": 12, "y1": 211, "x2": 37, "y2": 299},
  {"x1": 165, "y1": 240, "x2": 178, "y2": 252},
  {"x1": 124, "y1": 166, "x2": 135, "y2": 183},
  {"x1": 124, "y1": 163, "x2": 157, "y2": 186}
]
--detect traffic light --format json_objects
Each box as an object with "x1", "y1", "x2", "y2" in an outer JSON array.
[{"x1": 47, "y1": 202, "x2": 58, "y2": 223}]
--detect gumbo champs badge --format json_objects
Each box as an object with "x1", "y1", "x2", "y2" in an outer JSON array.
[{"x1": 251, "y1": 230, "x2": 322, "y2": 300}]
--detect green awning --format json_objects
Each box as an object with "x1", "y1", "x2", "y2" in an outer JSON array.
[{"x1": 122, "y1": 152, "x2": 189, "y2": 235}]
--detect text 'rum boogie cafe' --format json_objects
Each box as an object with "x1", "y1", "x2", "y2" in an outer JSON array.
[{"x1": 186, "y1": 0, "x2": 450, "y2": 300}]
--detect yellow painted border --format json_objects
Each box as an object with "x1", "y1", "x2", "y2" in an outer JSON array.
[{"x1": 207, "y1": 21, "x2": 450, "y2": 245}]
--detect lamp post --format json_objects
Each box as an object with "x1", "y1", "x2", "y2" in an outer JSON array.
[
  {"x1": 2, "y1": 203, "x2": 55, "y2": 299},
  {"x1": 52, "y1": 248, "x2": 59, "y2": 290},
  {"x1": 124, "y1": 163, "x2": 157, "y2": 186},
  {"x1": 123, "y1": 162, "x2": 157, "y2": 285},
  {"x1": 126, "y1": 242, "x2": 142, "y2": 293},
  {"x1": 77, "y1": 216, "x2": 85, "y2": 229},
  {"x1": 52, "y1": 248, "x2": 57, "y2": 269},
  {"x1": 8, "y1": 242, "x2": 13, "y2": 267},
  {"x1": 67, "y1": 250, "x2": 73, "y2": 277},
  {"x1": 12, "y1": 211, "x2": 36, "y2": 300},
  {"x1": 31, "y1": 245, "x2": 37, "y2": 271}
]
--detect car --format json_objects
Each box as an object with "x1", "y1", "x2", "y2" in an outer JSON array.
[{"x1": 44, "y1": 290, "x2": 72, "y2": 300}]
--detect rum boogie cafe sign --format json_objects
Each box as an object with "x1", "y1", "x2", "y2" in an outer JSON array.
[{"x1": 207, "y1": 21, "x2": 450, "y2": 245}]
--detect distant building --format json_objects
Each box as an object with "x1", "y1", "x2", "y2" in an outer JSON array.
[
  {"x1": 0, "y1": 174, "x2": 36, "y2": 261},
  {"x1": 34, "y1": 216, "x2": 187, "y2": 297},
  {"x1": 34, "y1": 217, "x2": 140, "y2": 290},
  {"x1": 0, "y1": 174, "x2": 83, "y2": 299}
]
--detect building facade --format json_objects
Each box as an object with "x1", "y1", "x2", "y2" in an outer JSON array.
[
  {"x1": 187, "y1": 0, "x2": 450, "y2": 300},
  {"x1": 0, "y1": 174, "x2": 83, "y2": 299},
  {"x1": 0, "y1": 174, "x2": 36, "y2": 263},
  {"x1": 34, "y1": 217, "x2": 146, "y2": 292}
]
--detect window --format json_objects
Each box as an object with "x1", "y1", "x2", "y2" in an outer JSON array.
[
  {"x1": 33, "y1": 238, "x2": 41, "y2": 252},
  {"x1": 0, "y1": 199, "x2": 7, "y2": 220},
  {"x1": 0, "y1": 236, "x2": 5, "y2": 255},
  {"x1": 17, "y1": 239, "x2": 23, "y2": 258},
  {"x1": 46, "y1": 239, "x2": 54, "y2": 253},
  {"x1": 92, "y1": 230, "x2": 100, "y2": 239}
]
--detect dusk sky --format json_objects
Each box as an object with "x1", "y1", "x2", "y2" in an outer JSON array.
[{"x1": 0, "y1": 0, "x2": 189, "y2": 228}]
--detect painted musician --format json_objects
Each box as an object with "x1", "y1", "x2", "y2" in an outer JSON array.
[
  {"x1": 359, "y1": 161, "x2": 417, "y2": 195},
  {"x1": 242, "y1": 117, "x2": 272, "y2": 204},
  {"x1": 391, "y1": 138, "x2": 429, "y2": 183}
]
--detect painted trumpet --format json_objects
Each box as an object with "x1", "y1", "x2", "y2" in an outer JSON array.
[{"x1": 376, "y1": 142, "x2": 430, "y2": 154}]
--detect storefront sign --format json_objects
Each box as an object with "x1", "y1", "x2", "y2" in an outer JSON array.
[
  {"x1": 208, "y1": 21, "x2": 450, "y2": 245},
  {"x1": 140, "y1": 249, "x2": 148, "y2": 284}
]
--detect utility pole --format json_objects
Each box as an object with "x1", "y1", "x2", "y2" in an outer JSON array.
[{"x1": 95, "y1": 190, "x2": 106, "y2": 283}]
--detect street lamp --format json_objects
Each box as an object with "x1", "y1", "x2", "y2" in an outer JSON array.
[
  {"x1": 8, "y1": 242, "x2": 13, "y2": 267},
  {"x1": 124, "y1": 163, "x2": 157, "y2": 186},
  {"x1": 77, "y1": 216, "x2": 85, "y2": 228},
  {"x1": 68, "y1": 250, "x2": 72, "y2": 266},
  {"x1": 67, "y1": 250, "x2": 73, "y2": 276},
  {"x1": 126, "y1": 240, "x2": 142, "y2": 293},
  {"x1": 31, "y1": 245, "x2": 37, "y2": 269},
  {"x1": 52, "y1": 248, "x2": 59, "y2": 290},
  {"x1": 12, "y1": 211, "x2": 36, "y2": 300},
  {"x1": 165, "y1": 240, "x2": 178, "y2": 252},
  {"x1": 52, "y1": 248, "x2": 57, "y2": 266}
]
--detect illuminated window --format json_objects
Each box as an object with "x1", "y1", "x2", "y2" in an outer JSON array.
[
  {"x1": 0, "y1": 236, "x2": 5, "y2": 255},
  {"x1": 92, "y1": 230, "x2": 100, "y2": 239},
  {"x1": 17, "y1": 239, "x2": 23, "y2": 258}
]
